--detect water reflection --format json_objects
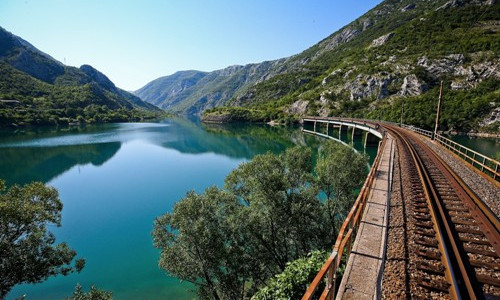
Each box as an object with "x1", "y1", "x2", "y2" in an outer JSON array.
[
  {"x1": 0, "y1": 118, "x2": 323, "y2": 186},
  {"x1": 1, "y1": 117, "x2": 374, "y2": 300},
  {"x1": 160, "y1": 118, "x2": 317, "y2": 158},
  {"x1": 0, "y1": 142, "x2": 121, "y2": 186}
]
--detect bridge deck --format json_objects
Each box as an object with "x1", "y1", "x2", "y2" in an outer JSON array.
[{"x1": 336, "y1": 134, "x2": 394, "y2": 300}]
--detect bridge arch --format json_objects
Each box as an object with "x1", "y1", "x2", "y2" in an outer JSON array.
[{"x1": 302, "y1": 117, "x2": 385, "y2": 148}]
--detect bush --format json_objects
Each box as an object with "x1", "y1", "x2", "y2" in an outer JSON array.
[{"x1": 251, "y1": 250, "x2": 329, "y2": 300}]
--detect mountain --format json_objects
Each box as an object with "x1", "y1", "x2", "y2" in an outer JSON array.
[
  {"x1": 138, "y1": 0, "x2": 499, "y2": 133},
  {"x1": 0, "y1": 26, "x2": 162, "y2": 126},
  {"x1": 134, "y1": 60, "x2": 287, "y2": 114}
]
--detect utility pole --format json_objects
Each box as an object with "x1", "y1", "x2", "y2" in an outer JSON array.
[
  {"x1": 400, "y1": 100, "x2": 404, "y2": 126},
  {"x1": 434, "y1": 81, "x2": 443, "y2": 139}
]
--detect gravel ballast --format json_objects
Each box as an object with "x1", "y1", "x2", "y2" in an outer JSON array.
[{"x1": 418, "y1": 136, "x2": 500, "y2": 217}]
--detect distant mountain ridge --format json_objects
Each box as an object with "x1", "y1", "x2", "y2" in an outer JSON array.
[
  {"x1": 0, "y1": 26, "x2": 161, "y2": 126},
  {"x1": 134, "y1": 59, "x2": 288, "y2": 114},
  {"x1": 136, "y1": 0, "x2": 499, "y2": 133}
]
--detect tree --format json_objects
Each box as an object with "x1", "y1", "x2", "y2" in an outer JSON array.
[
  {"x1": 153, "y1": 145, "x2": 368, "y2": 299},
  {"x1": 65, "y1": 284, "x2": 112, "y2": 300},
  {"x1": 0, "y1": 180, "x2": 84, "y2": 298},
  {"x1": 225, "y1": 147, "x2": 327, "y2": 280},
  {"x1": 315, "y1": 141, "x2": 368, "y2": 239},
  {"x1": 153, "y1": 186, "x2": 246, "y2": 300}
]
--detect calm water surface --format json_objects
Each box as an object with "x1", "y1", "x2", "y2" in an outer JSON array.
[
  {"x1": 2, "y1": 117, "x2": 342, "y2": 300},
  {"x1": 3, "y1": 117, "x2": 495, "y2": 299},
  {"x1": 446, "y1": 134, "x2": 499, "y2": 158}
]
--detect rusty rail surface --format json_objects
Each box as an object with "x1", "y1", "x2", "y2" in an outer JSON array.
[
  {"x1": 301, "y1": 134, "x2": 388, "y2": 300},
  {"x1": 386, "y1": 125, "x2": 500, "y2": 298},
  {"x1": 389, "y1": 126, "x2": 465, "y2": 298}
]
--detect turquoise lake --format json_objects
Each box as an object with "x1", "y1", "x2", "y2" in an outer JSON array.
[
  {"x1": 447, "y1": 134, "x2": 499, "y2": 158},
  {"x1": 2, "y1": 117, "x2": 366, "y2": 300},
  {"x1": 1, "y1": 117, "x2": 497, "y2": 299}
]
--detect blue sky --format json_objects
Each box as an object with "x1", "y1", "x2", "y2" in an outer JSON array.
[{"x1": 0, "y1": 1, "x2": 382, "y2": 91}]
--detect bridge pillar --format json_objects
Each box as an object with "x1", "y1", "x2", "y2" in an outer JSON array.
[
  {"x1": 313, "y1": 121, "x2": 317, "y2": 132},
  {"x1": 352, "y1": 127, "x2": 363, "y2": 141},
  {"x1": 364, "y1": 132, "x2": 379, "y2": 147},
  {"x1": 346, "y1": 126, "x2": 354, "y2": 144}
]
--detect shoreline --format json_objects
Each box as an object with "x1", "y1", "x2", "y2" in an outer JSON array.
[{"x1": 443, "y1": 131, "x2": 499, "y2": 139}]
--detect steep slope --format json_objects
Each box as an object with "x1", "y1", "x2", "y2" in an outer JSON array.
[
  {"x1": 135, "y1": 70, "x2": 208, "y2": 108},
  {"x1": 134, "y1": 59, "x2": 287, "y2": 114},
  {"x1": 136, "y1": 0, "x2": 498, "y2": 132},
  {"x1": 0, "y1": 27, "x2": 162, "y2": 126},
  {"x1": 205, "y1": 0, "x2": 499, "y2": 133}
]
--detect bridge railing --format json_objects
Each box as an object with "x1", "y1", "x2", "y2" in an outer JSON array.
[
  {"x1": 401, "y1": 124, "x2": 500, "y2": 181},
  {"x1": 401, "y1": 124, "x2": 433, "y2": 138},
  {"x1": 302, "y1": 135, "x2": 387, "y2": 300},
  {"x1": 399, "y1": 123, "x2": 499, "y2": 181},
  {"x1": 434, "y1": 134, "x2": 500, "y2": 181}
]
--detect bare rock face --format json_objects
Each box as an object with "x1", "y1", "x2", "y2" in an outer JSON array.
[
  {"x1": 345, "y1": 74, "x2": 392, "y2": 100},
  {"x1": 400, "y1": 74, "x2": 428, "y2": 96},
  {"x1": 286, "y1": 100, "x2": 309, "y2": 115},
  {"x1": 479, "y1": 107, "x2": 500, "y2": 128},
  {"x1": 362, "y1": 18, "x2": 373, "y2": 30},
  {"x1": 314, "y1": 27, "x2": 362, "y2": 59},
  {"x1": 418, "y1": 54, "x2": 499, "y2": 90},
  {"x1": 401, "y1": 4, "x2": 416, "y2": 11},
  {"x1": 370, "y1": 32, "x2": 394, "y2": 48},
  {"x1": 437, "y1": 0, "x2": 495, "y2": 10},
  {"x1": 417, "y1": 54, "x2": 466, "y2": 77},
  {"x1": 322, "y1": 69, "x2": 342, "y2": 85},
  {"x1": 455, "y1": 61, "x2": 500, "y2": 80}
]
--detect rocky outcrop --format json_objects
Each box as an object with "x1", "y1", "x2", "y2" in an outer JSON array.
[
  {"x1": 363, "y1": 18, "x2": 373, "y2": 30},
  {"x1": 437, "y1": 0, "x2": 495, "y2": 10},
  {"x1": 418, "y1": 54, "x2": 500, "y2": 89},
  {"x1": 480, "y1": 107, "x2": 500, "y2": 128},
  {"x1": 344, "y1": 74, "x2": 392, "y2": 100},
  {"x1": 400, "y1": 74, "x2": 428, "y2": 96},
  {"x1": 312, "y1": 26, "x2": 363, "y2": 60},
  {"x1": 401, "y1": 4, "x2": 416, "y2": 11},
  {"x1": 370, "y1": 32, "x2": 394, "y2": 47},
  {"x1": 286, "y1": 100, "x2": 309, "y2": 115},
  {"x1": 324, "y1": 28, "x2": 361, "y2": 52},
  {"x1": 322, "y1": 69, "x2": 342, "y2": 85},
  {"x1": 417, "y1": 54, "x2": 466, "y2": 77}
]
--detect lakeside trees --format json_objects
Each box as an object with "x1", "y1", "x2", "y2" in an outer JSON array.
[
  {"x1": 153, "y1": 142, "x2": 368, "y2": 299},
  {"x1": 316, "y1": 142, "x2": 369, "y2": 239},
  {"x1": 0, "y1": 180, "x2": 84, "y2": 298}
]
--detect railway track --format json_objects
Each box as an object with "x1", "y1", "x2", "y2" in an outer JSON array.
[{"x1": 384, "y1": 125, "x2": 500, "y2": 299}]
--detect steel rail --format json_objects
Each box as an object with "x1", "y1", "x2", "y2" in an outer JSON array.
[
  {"x1": 385, "y1": 124, "x2": 500, "y2": 299},
  {"x1": 387, "y1": 126, "x2": 466, "y2": 299},
  {"x1": 420, "y1": 134, "x2": 500, "y2": 255}
]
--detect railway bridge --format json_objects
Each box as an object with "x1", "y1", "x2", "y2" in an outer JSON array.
[{"x1": 300, "y1": 117, "x2": 500, "y2": 300}]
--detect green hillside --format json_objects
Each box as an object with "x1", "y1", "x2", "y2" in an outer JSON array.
[
  {"x1": 193, "y1": 0, "x2": 498, "y2": 133},
  {"x1": 0, "y1": 27, "x2": 163, "y2": 126}
]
